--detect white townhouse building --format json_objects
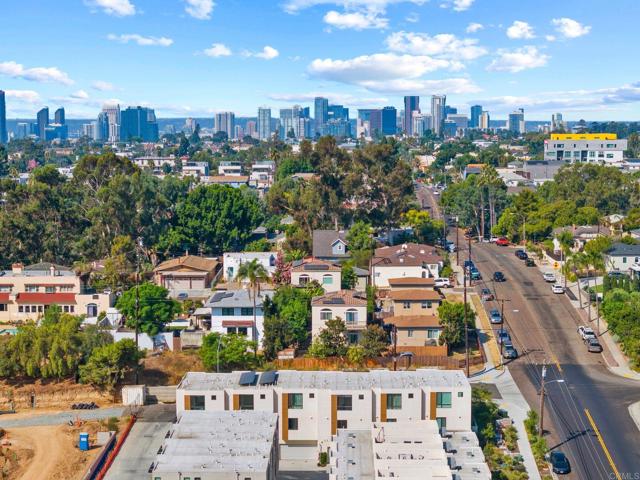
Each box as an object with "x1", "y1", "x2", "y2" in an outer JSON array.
[
  {"x1": 222, "y1": 252, "x2": 277, "y2": 282},
  {"x1": 543, "y1": 133, "x2": 627, "y2": 164}
]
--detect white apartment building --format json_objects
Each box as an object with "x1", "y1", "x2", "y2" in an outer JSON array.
[
  {"x1": 0, "y1": 262, "x2": 112, "y2": 322},
  {"x1": 176, "y1": 369, "x2": 472, "y2": 460},
  {"x1": 329, "y1": 421, "x2": 490, "y2": 480},
  {"x1": 182, "y1": 161, "x2": 209, "y2": 177},
  {"x1": 249, "y1": 160, "x2": 276, "y2": 189},
  {"x1": 217, "y1": 161, "x2": 243, "y2": 176},
  {"x1": 149, "y1": 410, "x2": 279, "y2": 480},
  {"x1": 222, "y1": 252, "x2": 277, "y2": 281},
  {"x1": 543, "y1": 133, "x2": 627, "y2": 164}
]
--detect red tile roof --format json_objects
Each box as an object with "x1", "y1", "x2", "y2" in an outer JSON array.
[
  {"x1": 16, "y1": 293, "x2": 76, "y2": 305},
  {"x1": 0, "y1": 294, "x2": 9, "y2": 303}
]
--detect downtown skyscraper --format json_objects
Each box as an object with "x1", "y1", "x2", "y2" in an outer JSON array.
[
  {"x1": 258, "y1": 107, "x2": 271, "y2": 140},
  {"x1": 215, "y1": 112, "x2": 235, "y2": 139},
  {"x1": 37, "y1": 107, "x2": 49, "y2": 140},
  {"x1": 120, "y1": 106, "x2": 159, "y2": 142},
  {"x1": 314, "y1": 97, "x2": 329, "y2": 135},
  {"x1": 403, "y1": 96, "x2": 420, "y2": 136},
  {"x1": 0, "y1": 90, "x2": 7, "y2": 144},
  {"x1": 430, "y1": 95, "x2": 446, "y2": 136}
]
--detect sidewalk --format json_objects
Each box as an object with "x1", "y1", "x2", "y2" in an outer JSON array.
[
  {"x1": 471, "y1": 368, "x2": 542, "y2": 480},
  {"x1": 538, "y1": 263, "x2": 640, "y2": 380}
]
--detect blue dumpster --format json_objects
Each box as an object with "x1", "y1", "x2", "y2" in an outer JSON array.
[{"x1": 79, "y1": 432, "x2": 90, "y2": 451}]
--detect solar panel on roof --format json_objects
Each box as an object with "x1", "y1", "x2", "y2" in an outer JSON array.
[
  {"x1": 239, "y1": 371, "x2": 257, "y2": 386},
  {"x1": 259, "y1": 370, "x2": 278, "y2": 385}
]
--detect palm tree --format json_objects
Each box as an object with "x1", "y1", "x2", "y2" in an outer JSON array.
[
  {"x1": 236, "y1": 259, "x2": 270, "y2": 343},
  {"x1": 556, "y1": 231, "x2": 574, "y2": 289},
  {"x1": 563, "y1": 252, "x2": 588, "y2": 308}
]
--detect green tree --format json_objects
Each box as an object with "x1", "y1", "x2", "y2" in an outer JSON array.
[
  {"x1": 347, "y1": 344, "x2": 366, "y2": 367},
  {"x1": 200, "y1": 333, "x2": 258, "y2": 371},
  {"x1": 341, "y1": 261, "x2": 357, "y2": 290},
  {"x1": 236, "y1": 259, "x2": 270, "y2": 341},
  {"x1": 116, "y1": 282, "x2": 181, "y2": 336},
  {"x1": 309, "y1": 317, "x2": 349, "y2": 358},
  {"x1": 359, "y1": 324, "x2": 389, "y2": 358},
  {"x1": 437, "y1": 301, "x2": 476, "y2": 351},
  {"x1": 79, "y1": 339, "x2": 143, "y2": 390},
  {"x1": 346, "y1": 221, "x2": 375, "y2": 267}
]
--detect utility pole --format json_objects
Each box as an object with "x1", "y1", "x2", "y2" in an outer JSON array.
[
  {"x1": 456, "y1": 217, "x2": 460, "y2": 266},
  {"x1": 464, "y1": 254, "x2": 470, "y2": 378},
  {"x1": 134, "y1": 237, "x2": 142, "y2": 385},
  {"x1": 539, "y1": 363, "x2": 547, "y2": 435}
]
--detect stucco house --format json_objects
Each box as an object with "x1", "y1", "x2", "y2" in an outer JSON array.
[
  {"x1": 371, "y1": 244, "x2": 443, "y2": 288},
  {"x1": 311, "y1": 290, "x2": 367, "y2": 343},
  {"x1": 222, "y1": 252, "x2": 277, "y2": 282},
  {"x1": 291, "y1": 258, "x2": 341, "y2": 292},
  {"x1": 384, "y1": 315, "x2": 443, "y2": 346},
  {"x1": 312, "y1": 230, "x2": 350, "y2": 262},
  {"x1": 153, "y1": 255, "x2": 221, "y2": 300}
]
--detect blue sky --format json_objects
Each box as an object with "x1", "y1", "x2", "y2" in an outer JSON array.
[{"x1": 1, "y1": 0, "x2": 639, "y2": 120}]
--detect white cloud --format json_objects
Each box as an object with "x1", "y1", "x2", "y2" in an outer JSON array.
[
  {"x1": 107, "y1": 34, "x2": 174, "y2": 47},
  {"x1": 545, "y1": 35, "x2": 556, "y2": 42},
  {"x1": 487, "y1": 46, "x2": 549, "y2": 73},
  {"x1": 506, "y1": 20, "x2": 535, "y2": 39},
  {"x1": 360, "y1": 78, "x2": 481, "y2": 94},
  {"x1": 324, "y1": 10, "x2": 388, "y2": 30},
  {"x1": 244, "y1": 46, "x2": 280, "y2": 60},
  {"x1": 406, "y1": 12, "x2": 420, "y2": 23},
  {"x1": 269, "y1": 92, "x2": 388, "y2": 107},
  {"x1": 466, "y1": 22, "x2": 484, "y2": 33},
  {"x1": 440, "y1": 0, "x2": 474, "y2": 12},
  {"x1": 86, "y1": 0, "x2": 135, "y2": 16},
  {"x1": 92, "y1": 80, "x2": 115, "y2": 91},
  {"x1": 551, "y1": 17, "x2": 591, "y2": 38},
  {"x1": 0, "y1": 61, "x2": 74, "y2": 85},
  {"x1": 386, "y1": 31, "x2": 487, "y2": 61},
  {"x1": 282, "y1": 0, "x2": 426, "y2": 14},
  {"x1": 185, "y1": 0, "x2": 215, "y2": 20},
  {"x1": 4, "y1": 90, "x2": 41, "y2": 103},
  {"x1": 71, "y1": 90, "x2": 90, "y2": 99},
  {"x1": 203, "y1": 43, "x2": 232, "y2": 57}
]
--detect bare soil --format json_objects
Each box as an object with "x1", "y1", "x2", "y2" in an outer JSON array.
[{"x1": 140, "y1": 349, "x2": 204, "y2": 385}]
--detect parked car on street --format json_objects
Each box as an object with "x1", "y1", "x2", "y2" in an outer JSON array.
[
  {"x1": 481, "y1": 288, "x2": 494, "y2": 301},
  {"x1": 548, "y1": 451, "x2": 571, "y2": 475},
  {"x1": 489, "y1": 309, "x2": 503, "y2": 324},
  {"x1": 470, "y1": 268, "x2": 482, "y2": 281},
  {"x1": 525, "y1": 258, "x2": 535, "y2": 267},
  {"x1": 552, "y1": 284, "x2": 565, "y2": 294},
  {"x1": 434, "y1": 277, "x2": 452, "y2": 288},
  {"x1": 503, "y1": 342, "x2": 518, "y2": 359},
  {"x1": 497, "y1": 330, "x2": 511, "y2": 345},
  {"x1": 496, "y1": 237, "x2": 509, "y2": 246},
  {"x1": 543, "y1": 272, "x2": 556, "y2": 283},
  {"x1": 464, "y1": 259, "x2": 475, "y2": 270},
  {"x1": 515, "y1": 249, "x2": 528, "y2": 260},
  {"x1": 578, "y1": 326, "x2": 596, "y2": 341},
  {"x1": 489, "y1": 236, "x2": 499, "y2": 243},
  {"x1": 493, "y1": 271, "x2": 506, "y2": 282},
  {"x1": 587, "y1": 338, "x2": 603, "y2": 353}
]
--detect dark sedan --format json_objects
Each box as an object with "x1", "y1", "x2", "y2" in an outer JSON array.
[
  {"x1": 493, "y1": 271, "x2": 506, "y2": 282},
  {"x1": 549, "y1": 451, "x2": 571, "y2": 474}
]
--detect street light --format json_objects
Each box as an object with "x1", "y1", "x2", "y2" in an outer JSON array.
[{"x1": 539, "y1": 364, "x2": 565, "y2": 436}]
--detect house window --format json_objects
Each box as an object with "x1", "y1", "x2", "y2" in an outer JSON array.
[
  {"x1": 0, "y1": 304, "x2": 6, "y2": 312},
  {"x1": 336, "y1": 395, "x2": 352, "y2": 411},
  {"x1": 18, "y1": 306, "x2": 24, "y2": 313},
  {"x1": 87, "y1": 303, "x2": 98, "y2": 317},
  {"x1": 188, "y1": 395, "x2": 205, "y2": 411},
  {"x1": 238, "y1": 327, "x2": 248, "y2": 336},
  {"x1": 386, "y1": 393, "x2": 402, "y2": 410},
  {"x1": 320, "y1": 309, "x2": 332, "y2": 321},
  {"x1": 345, "y1": 309, "x2": 358, "y2": 324},
  {"x1": 288, "y1": 393, "x2": 303, "y2": 409},
  {"x1": 421, "y1": 301, "x2": 432, "y2": 309},
  {"x1": 299, "y1": 274, "x2": 310, "y2": 285},
  {"x1": 211, "y1": 395, "x2": 217, "y2": 400},
  {"x1": 260, "y1": 394, "x2": 265, "y2": 399},
  {"x1": 322, "y1": 274, "x2": 333, "y2": 285},
  {"x1": 288, "y1": 418, "x2": 299, "y2": 430},
  {"x1": 25, "y1": 285, "x2": 38, "y2": 293},
  {"x1": 238, "y1": 395, "x2": 254, "y2": 410},
  {"x1": 436, "y1": 417, "x2": 447, "y2": 429},
  {"x1": 221, "y1": 307, "x2": 235, "y2": 316},
  {"x1": 403, "y1": 301, "x2": 411, "y2": 309},
  {"x1": 60, "y1": 286, "x2": 73, "y2": 292},
  {"x1": 427, "y1": 329, "x2": 440, "y2": 339},
  {"x1": 309, "y1": 393, "x2": 315, "y2": 398},
  {"x1": 408, "y1": 393, "x2": 414, "y2": 399},
  {"x1": 623, "y1": 257, "x2": 627, "y2": 264},
  {"x1": 45, "y1": 286, "x2": 55, "y2": 293},
  {"x1": 0, "y1": 286, "x2": 10, "y2": 293},
  {"x1": 38, "y1": 305, "x2": 43, "y2": 313},
  {"x1": 337, "y1": 420, "x2": 348, "y2": 429},
  {"x1": 348, "y1": 333, "x2": 358, "y2": 344},
  {"x1": 226, "y1": 267, "x2": 234, "y2": 279},
  {"x1": 436, "y1": 392, "x2": 452, "y2": 408},
  {"x1": 240, "y1": 307, "x2": 253, "y2": 316},
  {"x1": 458, "y1": 392, "x2": 464, "y2": 398}
]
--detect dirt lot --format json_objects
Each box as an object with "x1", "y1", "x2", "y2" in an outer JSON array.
[
  {"x1": 1, "y1": 418, "x2": 126, "y2": 480},
  {"x1": 0, "y1": 379, "x2": 114, "y2": 412},
  {"x1": 140, "y1": 349, "x2": 204, "y2": 385}
]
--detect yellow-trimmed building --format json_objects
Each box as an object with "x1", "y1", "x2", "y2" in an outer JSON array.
[{"x1": 544, "y1": 133, "x2": 627, "y2": 163}]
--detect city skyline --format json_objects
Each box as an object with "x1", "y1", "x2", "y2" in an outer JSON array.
[{"x1": 1, "y1": 0, "x2": 639, "y2": 120}]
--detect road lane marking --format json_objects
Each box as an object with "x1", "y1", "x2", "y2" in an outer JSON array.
[
  {"x1": 550, "y1": 352, "x2": 563, "y2": 373},
  {"x1": 584, "y1": 408, "x2": 621, "y2": 480}
]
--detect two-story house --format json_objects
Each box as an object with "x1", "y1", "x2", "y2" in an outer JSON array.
[
  {"x1": 311, "y1": 290, "x2": 367, "y2": 343},
  {"x1": 291, "y1": 258, "x2": 341, "y2": 293},
  {"x1": 605, "y1": 243, "x2": 640, "y2": 273},
  {"x1": 0, "y1": 262, "x2": 112, "y2": 322},
  {"x1": 153, "y1": 255, "x2": 220, "y2": 300},
  {"x1": 222, "y1": 252, "x2": 277, "y2": 282},
  {"x1": 204, "y1": 288, "x2": 273, "y2": 344},
  {"x1": 312, "y1": 230, "x2": 350, "y2": 262},
  {"x1": 371, "y1": 243, "x2": 443, "y2": 288}
]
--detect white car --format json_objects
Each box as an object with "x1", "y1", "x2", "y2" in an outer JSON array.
[
  {"x1": 551, "y1": 284, "x2": 565, "y2": 294},
  {"x1": 434, "y1": 278, "x2": 452, "y2": 288},
  {"x1": 543, "y1": 272, "x2": 556, "y2": 283},
  {"x1": 578, "y1": 326, "x2": 596, "y2": 341}
]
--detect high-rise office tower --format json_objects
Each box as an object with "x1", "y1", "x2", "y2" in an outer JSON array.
[
  {"x1": 314, "y1": 97, "x2": 329, "y2": 134},
  {"x1": 234, "y1": 125, "x2": 244, "y2": 139},
  {"x1": 245, "y1": 121, "x2": 257, "y2": 138},
  {"x1": 0, "y1": 90, "x2": 7, "y2": 144},
  {"x1": 215, "y1": 112, "x2": 235, "y2": 139},
  {"x1": 403, "y1": 96, "x2": 420, "y2": 136},
  {"x1": 184, "y1": 118, "x2": 196, "y2": 134},
  {"x1": 120, "y1": 106, "x2": 159, "y2": 142},
  {"x1": 430, "y1": 95, "x2": 446, "y2": 136},
  {"x1": 479, "y1": 111, "x2": 490, "y2": 130},
  {"x1": 16, "y1": 123, "x2": 28, "y2": 140},
  {"x1": 37, "y1": 107, "x2": 49, "y2": 140},
  {"x1": 54, "y1": 107, "x2": 65, "y2": 125},
  {"x1": 551, "y1": 113, "x2": 565, "y2": 132},
  {"x1": 381, "y1": 106, "x2": 397, "y2": 135},
  {"x1": 470, "y1": 105, "x2": 482, "y2": 129},
  {"x1": 258, "y1": 107, "x2": 271, "y2": 140},
  {"x1": 412, "y1": 112, "x2": 433, "y2": 137},
  {"x1": 328, "y1": 104, "x2": 349, "y2": 121},
  {"x1": 102, "y1": 104, "x2": 121, "y2": 142},
  {"x1": 507, "y1": 108, "x2": 525, "y2": 135},
  {"x1": 443, "y1": 106, "x2": 457, "y2": 118},
  {"x1": 369, "y1": 110, "x2": 382, "y2": 136}
]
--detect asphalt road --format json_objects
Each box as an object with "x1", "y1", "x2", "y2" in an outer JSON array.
[{"x1": 468, "y1": 242, "x2": 640, "y2": 479}]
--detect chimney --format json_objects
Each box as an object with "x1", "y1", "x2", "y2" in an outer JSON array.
[
  {"x1": 11, "y1": 263, "x2": 23, "y2": 274},
  {"x1": 50, "y1": 265, "x2": 56, "y2": 276}
]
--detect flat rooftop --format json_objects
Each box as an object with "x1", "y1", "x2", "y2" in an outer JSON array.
[
  {"x1": 151, "y1": 410, "x2": 277, "y2": 475},
  {"x1": 178, "y1": 369, "x2": 470, "y2": 392}
]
